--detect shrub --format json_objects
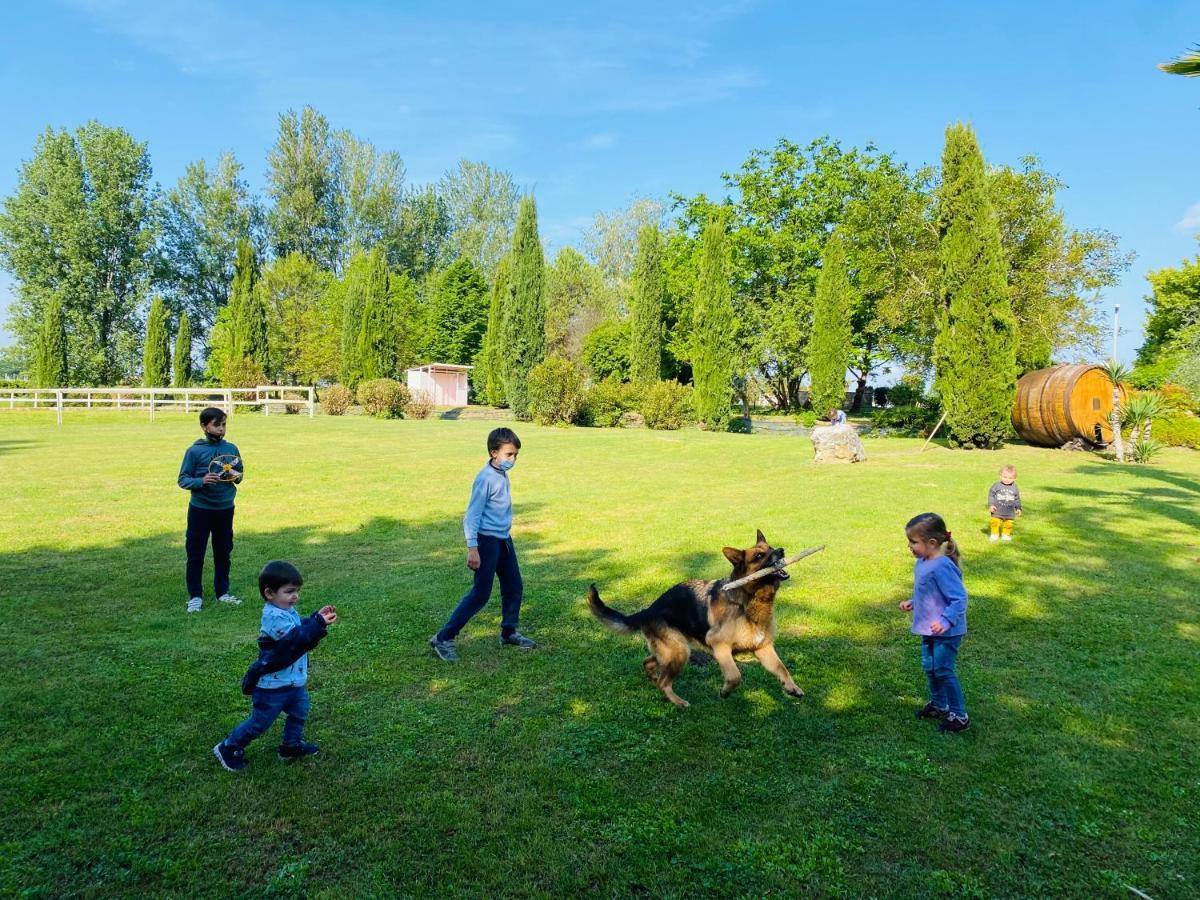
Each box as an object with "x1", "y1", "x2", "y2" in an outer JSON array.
[
  {"x1": 871, "y1": 386, "x2": 889, "y2": 408},
  {"x1": 793, "y1": 409, "x2": 818, "y2": 427},
  {"x1": 1129, "y1": 439, "x2": 1165, "y2": 464},
  {"x1": 581, "y1": 378, "x2": 639, "y2": 427},
  {"x1": 405, "y1": 390, "x2": 434, "y2": 420},
  {"x1": 527, "y1": 357, "x2": 587, "y2": 426},
  {"x1": 641, "y1": 380, "x2": 693, "y2": 430},
  {"x1": 871, "y1": 403, "x2": 943, "y2": 434},
  {"x1": 320, "y1": 384, "x2": 353, "y2": 416},
  {"x1": 886, "y1": 381, "x2": 925, "y2": 408},
  {"x1": 221, "y1": 355, "x2": 266, "y2": 390},
  {"x1": 1158, "y1": 383, "x2": 1195, "y2": 415},
  {"x1": 581, "y1": 320, "x2": 630, "y2": 381},
  {"x1": 357, "y1": 378, "x2": 409, "y2": 418},
  {"x1": 1154, "y1": 415, "x2": 1200, "y2": 449}
]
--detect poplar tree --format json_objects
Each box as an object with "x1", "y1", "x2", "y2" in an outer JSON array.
[
  {"x1": 629, "y1": 225, "x2": 664, "y2": 384},
  {"x1": 34, "y1": 294, "x2": 68, "y2": 387},
  {"x1": 142, "y1": 296, "x2": 170, "y2": 387},
  {"x1": 502, "y1": 196, "x2": 545, "y2": 419},
  {"x1": 691, "y1": 209, "x2": 736, "y2": 428},
  {"x1": 808, "y1": 231, "x2": 854, "y2": 417},
  {"x1": 173, "y1": 310, "x2": 192, "y2": 387}
]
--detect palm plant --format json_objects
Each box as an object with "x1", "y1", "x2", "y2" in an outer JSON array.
[
  {"x1": 1122, "y1": 392, "x2": 1167, "y2": 445},
  {"x1": 1098, "y1": 360, "x2": 1131, "y2": 462},
  {"x1": 1129, "y1": 439, "x2": 1165, "y2": 465},
  {"x1": 1160, "y1": 46, "x2": 1200, "y2": 76}
]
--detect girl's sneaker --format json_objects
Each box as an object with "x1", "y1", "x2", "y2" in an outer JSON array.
[
  {"x1": 939, "y1": 714, "x2": 971, "y2": 733},
  {"x1": 915, "y1": 702, "x2": 948, "y2": 720},
  {"x1": 278, "y1": 742, "x2": 320, "y2": 760},
  {"x1": 214, "y1": 742, "x2": 246, "y2": 771},
  {"x1": 187, "y1": 597, "x2": 203, "y2": 613},
  {"x1": 217, "y1": 593, "x2": 241, "y2": 606}
]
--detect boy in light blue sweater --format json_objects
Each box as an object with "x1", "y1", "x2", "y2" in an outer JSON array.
[{"x1": 430, "y1": 428, "x2": 536, "y2": 661}]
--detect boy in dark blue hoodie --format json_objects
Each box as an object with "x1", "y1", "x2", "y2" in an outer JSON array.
[{"x1": 177, "y1": 407, "x2": 244, "y2": 613}]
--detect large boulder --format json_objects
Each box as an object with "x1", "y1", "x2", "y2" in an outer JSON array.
[{"x1": 811, "y1": 423, "x2": 867, "y2": 464}]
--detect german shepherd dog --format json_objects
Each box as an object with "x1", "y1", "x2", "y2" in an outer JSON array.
[{"x1": 587, "y1": 531, "x2": 804, "y2": 708}]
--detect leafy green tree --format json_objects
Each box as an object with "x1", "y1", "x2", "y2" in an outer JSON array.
[
  {"x1": 142, "y1": 296, "x2": 170, "y2": 387},
  {"x1": 33, "y1": 293, "x2": 68, "y2": 387},
  {"x1": 1138, "y1": 239, "x2": 1200, "y2": 366},
  {"x1": 501, "y1": 196, "x2": 546, "y2": 419},
  {"x1": 691, "y1": 209, "x2": 737, "y2": 428},
  {"x1": 425, "y1": 257, "x2": 488, "y2": 365},
  {"x1": 1159, "y1": 45, "x2": 1200, "y2": 76},
  {"x1": 439, "y1": 160, "x2": 520, "y2": 276},
  {"x1": 0, "y1": 122, "x2": 156, "y2": 384},
  {"x1": 357, "y1": 249, "x2": 399, "y2": 381},
  {"x1": 155, "y1": 152, "x2": 261, "y2": 342},
  {"x1": 267, "y1": 106, "x2": 343, "y2": 269},
  {"x1": 335, "y1": 131, "x2": 404, "y2": 267},
  {"x1": 173, "y1": 310, "x2": 192, "y2": 386},
  {"x1": 544, "y1": 248, "x2": 613, "y2": 361},
  {"x1": 933, "y1": 124, "x2": 1018, "y2": 449},
  {"x1": 808, "y1": 232, "x2": 854, "y2": 417},
  {"x1": 476, "y1": 254, "x2": 512, "y2": 406},
  {"x1": 339, "y1": 249, "x2": 373, "y2": 387},
  {"x1": 583, "y1": 197, "x2": 665, "y2": 295},
  {"x1": 629, "y1": 225, "x2": 665, "y2": 384},
  {"x1": 393, "y1": 184, "x2": 451, "y2": 280},
  {"x1": 257, "y1": 253, "x2": 333, "y2": 384},
  {"x1": 581, "y1": 319, "x2": 630, "y2": 381}
]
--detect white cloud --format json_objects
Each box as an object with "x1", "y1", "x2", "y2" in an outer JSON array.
[{"x1": 1176, "y1": 201, "x2": 1200, "y2": 231}]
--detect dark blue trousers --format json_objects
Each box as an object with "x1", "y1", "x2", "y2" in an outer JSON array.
[
  {"x1": 185, "y1": 504, "x2": 234, "y2": 598},
  {"x1": 437, "y1": 535, "x2": 523, "y2": 641}
]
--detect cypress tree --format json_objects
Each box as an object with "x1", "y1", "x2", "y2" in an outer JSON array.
[
  {"x1": 357, "y1": 248, "x2": 399, "y2": 381},
  {"x1": 425, "y1": 257, "x2": 489, "y2": 365},
  {"x1": 236, "y1": 286, "x2": 270, "y2": 378},
  {"x1": 476, "y1": 254, "x2": 512, "y2": 407},
  {"x1": 692, "y1": 209, "x2": 736, "y2": 428},
  {"x1": 629, "y1": 225, "x2": 664, "y2": 384},
  {"x1": 340, "y1": 249, "x2": 371, "y2": 387},
  {"x1": 34, "y1": 294, "x2": 68, "y2": 387},
  {"x1": 173, "y1": 310, "x2": 192, "y2": 387},
  {"x1": 228, "y1": 238, "x2": 257, "y2": 360},
  {"x1": 933, "y1": 124, "x2": 1018, "y2": 448},
  {"x1": 143, "y1": 296, "x2": 170, "y2": 387},
  {"x1": 502, "y1": 196, "x2": 545, "y2": 419},
  {"x1": 808, "y1": 231, "x2": 854, "y2": 418}
]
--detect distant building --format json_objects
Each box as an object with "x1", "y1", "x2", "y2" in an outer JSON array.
[{"x1": 406, "y1": 363, "x2": 472, "y2": 406}]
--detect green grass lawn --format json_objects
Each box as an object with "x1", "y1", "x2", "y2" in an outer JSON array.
[{"x1": 1, "y1": 410, "x2": 1197, "y2": 898}]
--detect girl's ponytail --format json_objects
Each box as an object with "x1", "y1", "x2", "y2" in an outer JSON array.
[{"x1": 906, "y1": 512, "x2": 962, "y2": 569}]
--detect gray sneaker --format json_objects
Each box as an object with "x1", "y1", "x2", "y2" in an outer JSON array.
[
  {"x1": 500, "y1": 631, "x2": 537, "y2": 650},
  {"x1": 429, "y1": 636, "x2": 459, "y2": 662}
]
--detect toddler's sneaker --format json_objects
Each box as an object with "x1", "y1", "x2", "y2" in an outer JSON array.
[
  {"x1": 1000, "y1": 535, "x2": 1012, "y2": 542},
  {"x1": 500, "y1": 631, "x2": 537, "y2": 650},
  {"x1": 217, "y1": 593, "x2": 241, "y2": 605},
  {"x1": 213, "y1": 742, "x2": 246, "y2": 771},
  {"x1": 915, "y1": 702, "x2": 948, "y2": 720},
  {"x1": 988, "y1": 534, "x2": 999, "y2": 542},
  {"x1": 429, "y1": 636, "x2": 460, "y2": 662},
  {"x1": 939, "y1": 714, "x2": 971, "y2": 733},
  {"x1": 278, "y1": 742, "x2": 320, "y2": 760},
  {"x1": 187, "y1": 597, "x2": 203, "y2": 613}
]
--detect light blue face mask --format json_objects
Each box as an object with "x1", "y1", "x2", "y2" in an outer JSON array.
[{"x1": 497, "y1": 458, "x2": 515, "y2": 472}]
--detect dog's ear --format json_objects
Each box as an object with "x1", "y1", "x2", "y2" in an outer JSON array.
[
  {"x1": 723, "y1": 547, "x2": 745, "y2": 568},
  {"x1": 756, "y1": 529, "x2": 767, "y2": 546}
]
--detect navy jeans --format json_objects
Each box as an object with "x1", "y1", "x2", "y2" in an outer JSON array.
[
  {"x1": 224, "y1": 685, "x2": 310, "y2": 750},
  {"x1": 437, "y1": 535, "x2": 523, "y2": 641},
  {"x1": 185, "y1": 505, "x2": 234, "y2": 598},
  {"x1": 921, "y1": 635, "x2": 966, "y2": 718}
]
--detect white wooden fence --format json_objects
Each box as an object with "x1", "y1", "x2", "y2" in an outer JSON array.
[{"x1": 1, "y1": 385, "x2": 315, "y2": 424}]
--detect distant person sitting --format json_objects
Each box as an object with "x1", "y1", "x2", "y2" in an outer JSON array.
[{"x1": 828, "y1": 408, "x2": 847, "y2": 426}]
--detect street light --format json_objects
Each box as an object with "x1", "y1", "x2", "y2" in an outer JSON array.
[{"x1": 1112, "y1": 304, "x2": 1120, "y2": 362}]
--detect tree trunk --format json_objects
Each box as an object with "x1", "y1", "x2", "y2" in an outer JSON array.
[
  {"x1": 851, "y1": 372, "x2": 868, "y2": 411},
  {"x1": 1109, "y1": 387, "x2": 1124, "y2": 462}
]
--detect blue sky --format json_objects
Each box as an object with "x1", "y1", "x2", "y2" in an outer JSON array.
[{"x1": 2, "y1": 0, "x2": 1198, "y2": 362}]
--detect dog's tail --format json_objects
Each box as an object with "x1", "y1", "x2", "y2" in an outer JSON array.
[{"x1": 587, "y1": 584, "x2": 639, "y2": 634}]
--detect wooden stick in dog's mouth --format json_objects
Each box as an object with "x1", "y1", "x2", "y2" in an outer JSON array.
[{"x1": 721, "y1": 545, "x2": 825, "y2": 593}]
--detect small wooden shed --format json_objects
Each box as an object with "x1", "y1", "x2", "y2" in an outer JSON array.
[
  {"x1": 1011, "y1": 364, "x2": 1124, "y2": 446},
  {"x1": 406, "y1": 363, "x2": 472, "y2": 407}
]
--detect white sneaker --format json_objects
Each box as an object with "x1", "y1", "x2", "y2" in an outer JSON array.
[
  {"x1": 217, "y1": 593, "x2": 241, "y2": 606},
  {"x1": 187, "y1": 597, "x2": 203, "y2": 613},
  {"x1": 1000, "y1": 535, "x2": 1012, "y2": 542},
  {"x1": 988, "y1": 535, "x2": 999, "y2": 542}
]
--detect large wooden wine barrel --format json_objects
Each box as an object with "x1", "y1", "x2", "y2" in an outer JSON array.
[{"x1": 1012, "y1": 364, "x2": 1123, "y2": 446}]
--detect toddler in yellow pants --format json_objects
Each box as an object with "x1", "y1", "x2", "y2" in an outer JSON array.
[{"x1": 987, "y1": 465, "x2": 1022, "y2": 542}]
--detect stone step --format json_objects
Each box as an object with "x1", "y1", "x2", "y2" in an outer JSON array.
[{"x1": 436, "y1": 406, "x2": 514, "y2": 421}]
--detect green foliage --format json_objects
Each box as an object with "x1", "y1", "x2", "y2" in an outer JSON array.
[
  {"x1": 216, "y1": 238, "x2": 269, "y2": 383},
  {"x1": 691, "y1": 209, "x2": 736, "y2": 428},
  {"x1": 339, "y1": 249, "x2": 372, "y2": 387},
  {"x1": 335, "y1": 130, "x2": 404, "y2": 268},
  {"x1": 142, "y1": 296, "x2": 170, "y2": 387},
  {"x1": 258, "y1": 252, "x2": 335, "y2": 385},
  {"x1": 501, "y1": 195, "x2": 546, "y2": 419},
  {"x1": 0, "y1": 122, "x2": 156, "y2": 384},
  {"x1": 545, "y1": 247, "x2": 613, "y2": 360},
  {"x1": 1128, "y1": 439, "x2": 1165, "y2": 464},
  {"x1": 629, "y1": 225, "x2": 665, "y2": 384},
  {"x1": 319, "y1": 383, "x2": 353, "y2": 415},
  {"x1": 356, "y1": 249, "x2": 404, "y2": 381},
  {"x1": 439, "y1": 159, "x2": 520, "y2": 276},
  {"x1": 526, "y1": 357, "x2": 587, "y2": 426},
  {"x1": 581, "y1": 319, "x2": 630, "y2": 382},
  {"x1": 356, "y1": 377, "x2": 409, "y2": 418},
  {"x1": 267, "y1": 106, "x2": 342, "y2": 269},
  {"x1": 793, "y1": 409, "x2": 819, "y2": 427},
  {"x1": 580, "y1": 378, "x2": 640, "y2": 427},
  {"x1": 33, "y1": 294, "x2": 67, "y2": 387},
  {"x1": 424, "y1": 257, "x2": 488, "y2": 365},
  {"x1": 1153, "y1": 415, "x2": 1200, "y2": 448},
  {"x1": 1139, "y1": 239, "x2": 1200, "y2": 366},
  {"x1": 808, "y1": 231, "x2": 854, "y2": 417},
  {"x1": 220, "y1": 354, "x2": 266, "y2": 389},
  {"x1": 641, "y1": 379, "x2": 694, "y2": 430},
  {"x1": 932, "y1": 124, "x2": 1017, "y2": 448},
  {"x1": 392, "y1": 184, "x2": 452, "y2": 280},
  {"x1": 404, "y1": 389, "x2": 434, "y2": 419},
  {"x1": 870, "y1": 403, "x2": 943, "y2": 435},
  {"x1": 172, "y1": 311, "x2": 192, "y2": 387},
  {"x1": 1159, "y1": 45, "x2": 1200, "y2": 76},
  {"x1": 475, "y1": 254, "x2": 511, "y2": 407}
]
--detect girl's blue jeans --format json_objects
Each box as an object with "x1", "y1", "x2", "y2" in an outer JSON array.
[
  {"x1": 224, "y1": 685, "x2": 310, "y2": 749},
  {"x1": 921, "y1": 635, "x2": 966, "y2": 718}
]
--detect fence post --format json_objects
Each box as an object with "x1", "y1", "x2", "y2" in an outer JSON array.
[
  {"x1": 225, "y1": 390, "x2": 233, "y2": 415},
  {"x1": 185, "y1": 392, "x2": 191, "y2": 414},
  {"x1": 150, "y1": 389, "x2": 156, "y2": 422},
  {"x1": 56, "y1": 390, "x2": 63, "y2": 426},
  {"x1": 308, "y1": 386, "x2": 315, "y2": 417}
]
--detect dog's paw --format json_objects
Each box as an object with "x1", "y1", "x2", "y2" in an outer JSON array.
[
  {"x1": 720, "y1": 680, "x2": 742, "y2": 698},
  {"x1": 783, "y1": 684, "x2": 805, "y2": 698}
]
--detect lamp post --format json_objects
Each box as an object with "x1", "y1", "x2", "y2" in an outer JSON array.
[{"x1": 1112, "y1": 304, "x2": 1120, "y2": 362}]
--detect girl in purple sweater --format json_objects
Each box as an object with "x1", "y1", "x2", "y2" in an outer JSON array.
[{"x1": 899, "y1": 512, "x2": 970, "y2": 733}]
